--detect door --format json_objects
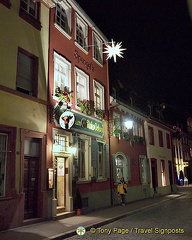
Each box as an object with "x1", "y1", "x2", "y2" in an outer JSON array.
[
  {"x1": 151, "y1": 158, "x2": 158, "y2": 192},
  {"x1": 24, "y1": 156, "x2": 39, "y2": 219},
  {"x1": 55, "y1": 157, "x2": 68, "y2": 214},
  {"x1": 168, "y1": 161, "x2": 173, "y2": 191}
]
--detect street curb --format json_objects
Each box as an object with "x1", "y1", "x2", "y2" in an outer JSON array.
[{"x1": 49, "y1": 194, "x2": 183, "y2": 240}]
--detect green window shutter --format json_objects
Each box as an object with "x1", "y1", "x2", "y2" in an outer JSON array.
[
  {"x1": 91, "y1": 140, "x2": 98, "y2": 178},
  {"x1": 112, "y1": 154, "x2": 117, "y2": 183},
  {"x1": 126, "y1": 156, "x2": 131, "y2": 181},
  {"x1": 104, "y1": 144, "x2": 110, "y2": 179},
  {"x1": 146, "y1": 158, "x2": 151, "y2": 183}
]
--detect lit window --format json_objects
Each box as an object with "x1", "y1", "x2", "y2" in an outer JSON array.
[
  {"x1": 54, "y1": 134, "x2": 67, "y2": 152},
  {"x1": 114, "y1": 153, "x2": 131, "y2": 182},
  {"x1": 16, "y1": 47, "x2": 38, "y2": 97},
  {"x1": 75, "y1": 14, "x2": 88, "y2": 52},
  {"x1": 53, "y1": 52, "x2": 71, "y2": 99},
  {"x1": 55, "y1": 2, "x2": 71, "y2": 37},
  {"x1": 93, "y1": 32, "x2": 103, "y2": 64},
  {"x1": 161, "y1": 160, "x2": 166, "y2": 186},
  {"x1": 133, "y1": 123, "x2": 143, "y2": 137},
  {"x1": 94, "y1": 80, "x2": 105, "y2": 116},
  {"x1": 73, "y1": 135, "x2": 90, "y2": 181},
  {"x1": 75, "y1": 67, "x2": 89, "y2": 103}
]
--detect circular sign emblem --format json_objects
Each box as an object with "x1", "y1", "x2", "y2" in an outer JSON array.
[{"x1": 59, "y1": 111, "x2": 75, "y2": 130}]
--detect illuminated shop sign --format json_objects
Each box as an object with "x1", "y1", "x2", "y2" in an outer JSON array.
[
  {"x1": 59, "y1": 111, "x2": 75, "y2": 130},
  {"x1": 72, "y1": 113, "x2": 104, "y2": 137}
]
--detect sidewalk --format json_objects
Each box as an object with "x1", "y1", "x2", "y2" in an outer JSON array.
[{"x1": 0, "y1": 192, "x2": 185, "y2": 240}]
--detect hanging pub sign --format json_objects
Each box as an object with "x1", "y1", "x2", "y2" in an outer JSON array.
[
  {"x1": 59, "y1": 111, "x2": 75, "y2": 130},
  {"x1": 71, "y1": 112, "x2": 104, "y2": 137}
]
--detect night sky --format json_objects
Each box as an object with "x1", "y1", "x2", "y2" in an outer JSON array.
[{"x1": 76, "y1": 0, "x2": 192, "y2": 124}]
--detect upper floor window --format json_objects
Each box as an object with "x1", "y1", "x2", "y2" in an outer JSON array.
[
  {"x1": 93, "y1": 32, "x2": 103, "y2": 65},
  {"x1": 166, "y1": 133, "x2": 171, "y2": 149},
  {"x1": 0, "y1": 0, "x2": 11, "y2": 8},
  {"x1": 75, "y1": 14, "x2": 88, "y2": 52},
  {"x1": 55, "y1": 2, "x2": 71, "y2": 37},
  {"x1": 94, "y1": 80, "x2": 105, "y2": 116},
  {"x1": 53, "y1": 52, "x2": 71, "y2": 100},
  {"x1": 158, "y1": 130, "x2": 163, "y2": 147},
  {"x1": 133, "y1": 122, "x2": 143, "y2": 137},
  {"x1": 16, "y1": 47, "x2": 38, "y2": 97},
  {"x1": 148, "y1": 126, "x2": 154, "y2": 145},
  {"x1": 20, "y1": 0, "x2": 41, "y2": 30},
  {"x1": 75, "y1": 67, "x2": 89, "y2": 103}
]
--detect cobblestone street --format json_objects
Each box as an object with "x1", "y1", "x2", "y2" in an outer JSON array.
[{"x1": 68, "y1": 186, "x2": 192, "y2": 240}]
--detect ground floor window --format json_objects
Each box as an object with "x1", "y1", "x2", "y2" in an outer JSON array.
[
  {"x1": 139, "y1": 156, "x2": 150, "y2": 184},
  {"x1": 161, "y1": 160, "x2": 166, "y2": 186}
]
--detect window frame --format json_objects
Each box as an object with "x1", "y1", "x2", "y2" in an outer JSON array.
[
  {"x1": 92, "y1": 32, "x2": 103, "y2": 65},
  {"x1": 75, "y1": 67, "x2": 90, "y2": 106},
  {"x1": 19, "y1": 0, "x2": 41, "y2": 30},
  {"x1": 148, "y1": 126, "x2": 154, "y2": 145},
  {"x1": 0, "y1": 125, "x2": 16, "y2": 198},
  {"x1": 158, "y1": 130, "x2": 164, "y2": 147},
  {"x1": 53, "y1": 52, "x2": 71, "y2": 101},
  {"x1": 166, "y1": 133, "x2": 171, "y2": 149},
  {"x1": 54, "y1": 1, "x2": 72, "y2": 39},
  {"x1": 0, "y1": 0, "x2": 11, "y2": 8},
  {"x1": 16, "y1": 47, "x2": 38, "y2": 97},
  {"x1": 161, "y1": 160, "x2": 166, "y2": 186},
  {"x1": 75, "y1": 13, "x2": 88, "y2": 53},
  {"x1": 93, "y1": 80, "x2": 105, "y2": 115}
]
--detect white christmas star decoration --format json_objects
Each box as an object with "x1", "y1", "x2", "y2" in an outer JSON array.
[{"x1": 103, "y1": 39, "x2": 126, "y2": 62}]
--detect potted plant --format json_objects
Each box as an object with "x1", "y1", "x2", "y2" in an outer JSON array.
[
  {"x1": 77, "y1": 99, "x2": 91, "y2": 115},
  {"x1": 74, "y1": 188, "x2": 83, "y2": 215}
]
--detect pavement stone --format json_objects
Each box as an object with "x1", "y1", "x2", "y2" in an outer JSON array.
[{"x1": 0, "y1": 190, "x2": 186, "y2": 240}]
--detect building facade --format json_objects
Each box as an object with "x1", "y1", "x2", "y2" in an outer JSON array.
[
  {"x1": 47, "y1": 0, "x2": 111, "y2": 218},
  {"x1": 0, "y1": 0, "x2": 49, "y2": 230}
]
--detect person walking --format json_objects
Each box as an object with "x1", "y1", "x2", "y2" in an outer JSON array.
[{"x1": 117, "y1": 177, "x2": 127, "y2": 206}]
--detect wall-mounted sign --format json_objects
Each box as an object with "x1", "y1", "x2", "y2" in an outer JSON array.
[
  {"x1": 48, "y1": 168, "x2": 54, "y2": 189},
  {"x1": 71, "y1": 112, "x2": 104, "y2": 137},
  {"x1": 59, "y1": 111, "x2": 75, "y2": 130}
]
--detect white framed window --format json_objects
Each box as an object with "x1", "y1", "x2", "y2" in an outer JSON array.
[
  {"x1": 20, "y1": 0, "x2": 39, "y2": 19},
  {"x1": 75, "y1": 67, "x2": 89, "y2": 102},
  {"x1": 55, "y1": 2, "x2": 71, "y2": 38},
  {"x1": 94, "y1": 80, "x2": 104, "y2": 113},
  {"x1": 93, "y1": 32, "x2": 103, "y2": 65},
  {"x1": 75, "y1": 14, "x2": 88, "y2": 52},
  {"x1": 0, "y1": 133, "x2": 8, "y2": 197},
  {"x1": 113, "y1": 152, "x2": 131, "y2": 183},
  {"x1": 133, "y1": 123, "x2": 143, "y2": 137},
  {"x1": 73, "y1": 135, "x2": 91, "y2": 181},
  {"x1": 53, "y1": 52, "x2": 71, "y2": 99},
  {"x1": 113, "y1": 112, "x2": 121, "y2": 130}
]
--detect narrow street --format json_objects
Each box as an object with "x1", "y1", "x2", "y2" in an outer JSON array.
[{"x1": 68, "y1": 186, "x2": 192, "y2": 240}]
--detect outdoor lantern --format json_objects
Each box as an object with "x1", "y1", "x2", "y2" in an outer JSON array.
[{"x1": 125, "y1": 120, "x2": 133, "y2": 129}]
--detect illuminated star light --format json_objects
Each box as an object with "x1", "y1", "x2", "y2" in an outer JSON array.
[{"x1": 103, "y1": 39, "x2": 126, "y2": 62}]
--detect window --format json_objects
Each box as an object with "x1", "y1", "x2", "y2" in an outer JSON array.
[
  {"x1": 93, "y1": 32, "x2": 103, "y2": 64},
  {"x1": 0, "y1": 125, "x2": 16, "y2": 198},
  {"x1": 91, "y1": 140, "x2": 109, "y2": 180},
  {"x1": 161, "y1": 160, "x2": 166, "y2": 186},
  {"x1": 166, "y1": 133, "x2": 171, "y2": 149},
  {"x1": 158, "y1": 130, "x2": 163, "y2": 147},
  {"x1": 0, "y1": 0, "x2": 11, "y2": 8},
  {"x1": 16, "y1": 47, "x2": 38, "y2": 97},
  {"x1": 75, "y1": 67, "x2": 89, "y2": 102},
  {"x1": 94, "y1": 80, "x2": 105, "y2": 117},
  {"x1": 73, "y1": 135, "x2": 91, "y2": 181},
  {"x1": 113, "y1": 153, "x2": 131, "y2": 182},
  {"x1": 55, "y1": 2, "x2": 71, "y2": 37},
  {"x1": 133, "y1": 122, "x2": 143, "y2": 137},
  {"x1": 148, "y1": 126, "x2": 154, "y2": 145},
  {"x1": 75, "y1": 14, "x2": 88, "y2": 52},
  {"x1": 53, "y1": 134, "x2": 67, "y2": 152},
  {"x1": 139, "y1": 156, "x2": 150, "y2": 184},
  {"x1": 53, "y1": 52, "x2": 71, "y2": 99},
  {"x1": 20, "y1": 0, "x2": 41, "y2": 30}
]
